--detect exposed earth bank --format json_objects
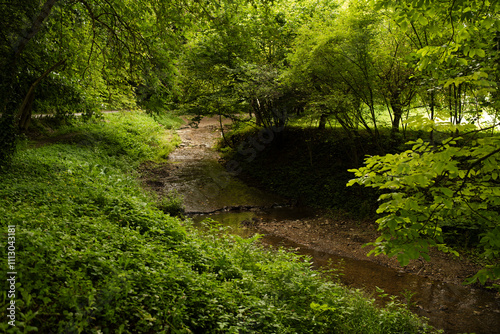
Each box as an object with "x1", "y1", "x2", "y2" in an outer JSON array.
[{"x1": 243, "y1": 214, "x2": 481, "y2": 286}]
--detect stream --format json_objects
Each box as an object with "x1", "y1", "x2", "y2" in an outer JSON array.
[{"x1": 148, "y1": 117, "x2": 500, "y2": 334}]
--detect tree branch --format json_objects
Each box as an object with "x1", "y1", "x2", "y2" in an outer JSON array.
[
  {"x1": 13, "y1": 0, "x2": 58, "y2": 59},
  {"x1": 455, "y1": 146, "x2": 500, "y2": 195}
]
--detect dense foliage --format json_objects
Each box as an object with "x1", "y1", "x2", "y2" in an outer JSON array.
[
  {"x1": 0, "y1": 0, "x2": 197, "y2": 163},
  {"x1": 346, "y1": 0, "x2": 500, "y2": 286},
  {"x1": 211, "y1": 0, "x2": 500, "y2": 287},
  {"x1": 348, "y1": 132, "x2": 500, "y2": 286},
  {"x1": 1, "y1": 0, "x2": 499, "y2": 288},
  {"x1": 0, "y1": 112, "x2": 433, "y2": 333}
]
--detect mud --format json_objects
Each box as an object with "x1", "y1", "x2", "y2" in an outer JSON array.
[
  {"x1": 244, "y1": 215, "x2": 482, "y2": 286},
  {"x1": 140, "y1": 116, "x2": 285, "y2": 214}
]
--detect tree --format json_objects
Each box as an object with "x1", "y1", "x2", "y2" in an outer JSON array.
[
  {"x1": 372, "y1": 17, "x2": 418, "y2": 134},
  {"x1": 377, "y1": 0, "x2": 500, "y2": 126},
  {"x1": 347, "y1": 0, "x2": 500, "y2": 287},
  {"x1": 0, "y1": 0, "x2": 59, "y2": 164},
  {"x1": 174, "y1": 0, "x2": 301, "y2": 129},
  {"x1": 0, "y1": 0, "x2": 194, "y2": 165},
  {"x1": 285, "y1": 0, "x2": 420, "y2": 141}
]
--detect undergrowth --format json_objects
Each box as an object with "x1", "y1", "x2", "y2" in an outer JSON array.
[{"x1": 0, "y1": 111, "x2": 435, "y2": 333}]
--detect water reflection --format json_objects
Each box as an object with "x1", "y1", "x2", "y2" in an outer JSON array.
[{"x1": 191, "y1": 209, "x2": 500, "y2": 334}]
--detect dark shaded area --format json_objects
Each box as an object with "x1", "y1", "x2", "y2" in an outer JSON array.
[{"x1": 221, "y1": 127, "x2": 404, "y2": 218}]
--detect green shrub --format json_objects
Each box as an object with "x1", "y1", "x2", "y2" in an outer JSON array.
[
  {"x1": 0, "y1": 112, "x2": 434, "y2": 333},
  {"x1": 156, "y1": 190, "x2": 186, "y2": 217}
]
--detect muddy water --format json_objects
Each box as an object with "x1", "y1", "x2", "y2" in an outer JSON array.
[
  {"x1": 191, "y1": 210, "x2": 500, "y2": 334},
  {"x1": 160, "y1": 118, "x2": 284, "y2": 213},
  {"x1": 161, "y1": 117, "x2": 500, "y2": 334}
]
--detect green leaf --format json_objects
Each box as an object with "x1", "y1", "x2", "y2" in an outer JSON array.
[
  {"x1": 440, "y1": 187, "x2": 454, "y2": 198},
  {"x1": 443, "y1": 198, "x2": 453, "y2": 208},
  {"x1": 407, "y1": 246, "x2": 420, "y2": 259},
  {"x1": 397, "y1": 253, "x2": 411, "y2": 267},
  {"x1": 388, "y1": 218, "x2": 398, "y2": 231},
  {"x1": 418, "y1": 15, "x2": 428, "y2": 25}
]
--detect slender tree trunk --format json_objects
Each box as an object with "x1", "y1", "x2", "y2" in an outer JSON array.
[
  {"x1": 318, "y1": 113, "x2": 327, "y2": 129},
  {"x1": 252, "y1": 98, "x2": 263, "y2": 126},
  {"x1": 449, "y1": 85, "x2": 453, "y2": 123},
  {"x1": 457, "y1": 84, "x2": 462, "y2": 125},
  {"x1": 17, "y1": 59, "x2": 66, "y2": 131},
  {"x1": 430, "y1": 91, "x2": 435, "y2": 145},
  {"x1": 390, "y1": 95, "x2": 403, "y2": 135}
]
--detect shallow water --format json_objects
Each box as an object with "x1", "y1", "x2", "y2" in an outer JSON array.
[
  {"x1": 191, "y1": 209, "x2": 500, "y2": 334},
  {"x1": 162, "y1": 118, "x2": 500, "y2": 334}
]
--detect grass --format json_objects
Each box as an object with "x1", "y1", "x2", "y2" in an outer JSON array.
[
  {"x1": 0, "y1": 111, "x2": 435, "y2": 333},
  {"x1": 150, "y1": 112, "x2": 186, "y2": 129}
]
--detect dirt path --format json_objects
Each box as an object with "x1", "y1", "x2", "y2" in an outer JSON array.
[{"x1": 140, "y1": 116, "x2": 284, "y2": 213}]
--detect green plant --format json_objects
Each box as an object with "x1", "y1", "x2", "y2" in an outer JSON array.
[
  {"x1": 157, "y1": 190, "x2": 186, "y2": 217},
  {"x1": 348, "y1": 135, "x2": 500, "y2": 287},
  {"x1": 150, "y1": 112, "x2": 186, "y2": 130},
  {"x1": 0, "y1": 111, "x2": 434, "y2": 333},
  {"x1": 402, "y1": 289, "x2": 417, "y2": 309}
]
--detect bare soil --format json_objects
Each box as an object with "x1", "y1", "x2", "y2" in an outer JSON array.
[{"x1": 244, "y1": 215, "x2": 482, "y2": 286}]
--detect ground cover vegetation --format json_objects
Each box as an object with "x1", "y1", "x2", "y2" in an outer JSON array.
[
  {"x1": 1, "y1": 0, "x2": 498, "y2": 308},
  {"x1": 0, "y1": 111, "x2": 434, "y2": 333}
]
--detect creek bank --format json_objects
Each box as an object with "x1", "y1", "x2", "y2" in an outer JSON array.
[
  {"x1": 242, "y1": 215, "x2": 481, "y2": 286},
  {"x1": 139, "y1": 114, "x2": 493, "y2": 286},
  {"x1": 217, "y1": 122, "x2": 489, "y2": 286},
  {"x1": 139, "y1": 115, "x2": 500, "y2": 334}
]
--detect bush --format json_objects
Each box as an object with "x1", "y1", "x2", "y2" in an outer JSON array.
[{"x1": 0, "y1": 112, "x2": 434, "y2": 333}]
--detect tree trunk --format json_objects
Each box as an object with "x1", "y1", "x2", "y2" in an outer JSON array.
[
  {"x1": 18, "y1": 91, "x2": 35, "y2": 131},
  {"x1": 252, "y1": 98, "x2": 263, "y2": 126},
  {"x1": 390, "y1": 96, "x2": 403, "y2": 135},
  {"x1": 16, "y1": 59, "x2": 66, "y2": 131},
  {"x1": 318, "y1": 113, "x2": 327, "y2": 129},
  {"x1": 430, "y1": 90, "x2": 435, "y2": 145}
]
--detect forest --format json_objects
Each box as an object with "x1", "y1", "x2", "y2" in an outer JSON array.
[{"x1": 1, "y1": 0, "x2": 500, "y2": 332}]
